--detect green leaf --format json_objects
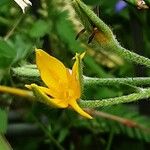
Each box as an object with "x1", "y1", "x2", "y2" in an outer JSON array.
[
  {"x1": 29, "y1": 20, "x2": 50, "y2": 38},
  {"x1": 0, "y1": 40, "x2": 16, "y2": 57},
  {"x1": 0, "y1": 57, "x2": 13, "y2": 68},
  {"x1": 0, "y1": 0, "x2": 9, "y2": 6},
  {"x1": 0, "y1": 40, "x2": 16, "y2": 68},
  {"x1": 12, "y1": 35, "x2": 33, "y2": 62}
]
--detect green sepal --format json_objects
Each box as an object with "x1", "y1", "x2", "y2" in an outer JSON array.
[
  {"x1": 72, "y1": 0, "x2": 115, "y2": 41},
  {"x1": 74, "y1": 52, "x2": 85, "y2": 95},
  {"x1": 72, "y1": 0, "x2": 92, "y2": 31},
  {"x1": 72, "y1": 0, "x2": 150, "y2": 68},
  {"x1": 30, "y1": 84, "x2": 61, "y2": 108}
]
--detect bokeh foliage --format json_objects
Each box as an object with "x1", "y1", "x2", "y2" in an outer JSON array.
[{"x1": 0, "y1": 0, "x2": 150, "y2": 149}]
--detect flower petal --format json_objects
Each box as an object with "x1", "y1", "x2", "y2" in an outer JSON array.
[
  {"x1": 69, "y1": 99, "x2": 92, "y2": 119},
  {"x1": 34, "y1": 86, "x2": 60, "y2": 98},
  {"x1": 52, "y1": 99, "x2": 68, "y2": 108},
  {"x1": 26, "y1": 84, "x2": 56, "y2": 97},
  {"x1": 36, "y1": 49, "x2": 68, "y2": 98},
  {"x1": 30, "y1": 84, "x2": 68, "y2": 108}
]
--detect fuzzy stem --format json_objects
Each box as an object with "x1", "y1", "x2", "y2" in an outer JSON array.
[
  {"x1": 73, "y1": 0, "x2": 113, "y2": 37},
  {"x1": 12, "y1": 67, "x2": 150, "y2": 86},
  {"x1": 12, "y1": 66, "x2": 40, "y2": 78},
  {"x1": 1, "y1": 83, "x2": 150, "y2": 116},
  {"x1": 73, "y1": 0, "x2": 150, "y2": 68},
  {"x1": 79, "y1": 88, "x2": 150, "y2": 108},
  {"x1": 110, "y1": 44, "x2": 150, "y2": 68},
  {"x1": 84, "y1": 76, "x2": 150, "y2": 86}
]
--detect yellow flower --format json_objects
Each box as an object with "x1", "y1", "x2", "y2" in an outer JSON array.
[{"x1": 27, "y1": 49, "x2": 92, "y2": 119}]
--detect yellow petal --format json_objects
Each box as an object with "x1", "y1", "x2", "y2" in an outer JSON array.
[
  {"x1": 69, "y1": 99, "x2": 92, "y2": 119},
  {"x1": 35, "y1": 49, "x2": 68, "y2": 97},
  {"x1": 30, "y1": 83, "x2": 68, "y2": 108},
  {"x1": 25, "y1": 84, "x2": 58, "y2": 98},
  {"x1": 35, "y1": 86, "x2": 64, "y2": 99},
  {"x1": 52, "y1": 98, "x2": 68, "y2": 108}
]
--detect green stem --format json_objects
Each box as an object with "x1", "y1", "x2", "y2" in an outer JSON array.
[
  {"x1": 73, "y1": 0, "x2": 150, "y2": 68},
  {"x1": 12, "y1": 66, "x2": 150, "y2": 86},
  {"x1": 73, "y1": 0, "x2": 113, "y2": 38},
  {"x1": 12, "y1": 66, "x2": 39, "y2": 78},
  {"x1": 111, "y1": 44, "x2": 150, "y2": 68},
  {"x1": 12, "y1": 66, "x2": 40, "y2": 83},
  {"x1": 84, "y1": 76, "x2": 150, "y2": 86},
  {"x1": 80, "y1": 88, "x2": 150, "y2": 108}
]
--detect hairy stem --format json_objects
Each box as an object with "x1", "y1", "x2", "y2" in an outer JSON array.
[
  {"x1": 73, "y1": 0, "x2": 150, "y2": 68},
  {"x1": 80, "y1": 88, "x2": 150, "y2": 108},
  {"x1": 12, "y1": 66, "x2": 150, "y2": 86},
  {"x1": 84, "y1": 76, "x2": 150, "y2": 86},
  {"x1": 110, "y1": 44, "x2": 150, "y2": 68}
]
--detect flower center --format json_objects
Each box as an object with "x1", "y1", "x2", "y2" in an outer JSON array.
[{"x1": 64, "y1": 89, "x2": 74, "y2": 99}]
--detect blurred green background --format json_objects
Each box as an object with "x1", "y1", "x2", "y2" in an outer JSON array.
[{"x1": 0, "y1": 0, "x2": 150, "y2": 149}]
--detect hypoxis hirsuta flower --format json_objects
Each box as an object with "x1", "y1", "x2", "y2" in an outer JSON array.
[
  {"x1": 14, "y1": 0, "x2": 32, "y2": 13},
  {"x1": 26, "y1": 49, "x2": 92, "y2": 119}
]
